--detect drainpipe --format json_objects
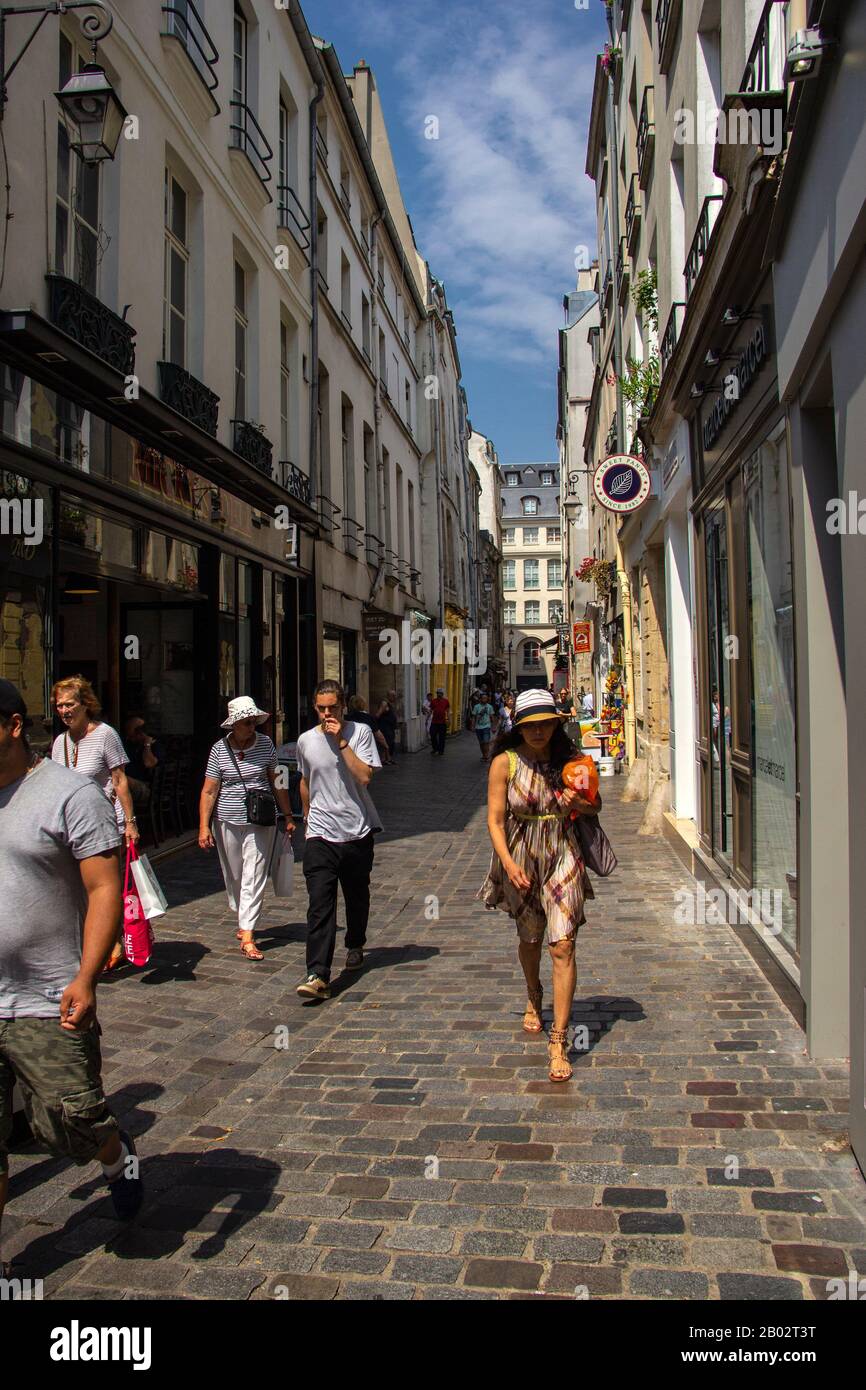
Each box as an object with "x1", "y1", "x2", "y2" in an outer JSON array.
[
  {"x1": 428, "y1": 309, "x2": 445, "y2": 630},
  {"x1": 369, "y1": 212, "x2": 385, "y2": 571},
  {"x1": 308, "y1": 81, "x2": 324, "y2": 505}
]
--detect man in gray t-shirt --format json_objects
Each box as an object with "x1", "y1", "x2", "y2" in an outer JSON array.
[
  {"x1": 0, "y1": 681, "x2": 144, "y2": 1257},
  {"x1": 295, "y1": 681, "x2": 382, "y2": 999}
]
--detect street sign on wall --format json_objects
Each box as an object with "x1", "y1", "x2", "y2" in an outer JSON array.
[{"x1": 593, "y1": 454, "x2": 651, "y2": 513}]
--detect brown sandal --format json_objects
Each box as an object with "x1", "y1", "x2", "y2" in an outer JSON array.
[
  {"x1": 522, "y1": 985, "x2": 544, "y2": 1033},
  {"x1": 547, "y1": 1027, "x2": 573, "y2": 1082},
  {"x1": 239, "y1": 937, "x2": 263, "y2": 961}
]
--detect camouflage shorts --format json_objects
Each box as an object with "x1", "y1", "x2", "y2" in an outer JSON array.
[{"x1": 0, "y1": 1017, "x2": 119, "y2": 1176}]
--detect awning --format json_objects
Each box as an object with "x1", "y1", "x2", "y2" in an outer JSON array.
[{"x1": 0, "y1": 307, "x2": 321, "y2": 523}]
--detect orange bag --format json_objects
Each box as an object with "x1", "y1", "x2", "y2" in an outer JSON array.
[{"x1": 562, "y1": 756, "x2": 600, "y2": 805}]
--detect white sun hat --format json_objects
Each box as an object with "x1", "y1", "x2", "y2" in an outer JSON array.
[
  {"x1": 221, "y1": 696, "x2": 269, "y2": 729},
  {"x1": 512, "y1": 689, "x2": 569, "y2": 727}
]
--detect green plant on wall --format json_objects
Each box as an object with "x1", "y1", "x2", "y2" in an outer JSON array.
[
  {"x1": 620, "y1": 352, "x2": 659, "y2": 419},
  {"x1": 632, "y1": 266, "x2": 658, "y2": 335}
]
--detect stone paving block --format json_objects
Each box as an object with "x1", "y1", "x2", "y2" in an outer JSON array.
[
  {"x1": 459, "y1": 1229, "x2": 529, "y2": 1257},
  {"x1": 545, "y1": 1263, "x2": 624, "y2": 1296},
  {"x1": 318, "y1": 1248, "x2": 391, "y2": 1275},
  {"x1": 717, "y1": 1273, "x2": 803, "y2": 1300},
  {"x1": 390, "y1": 1254, "x2": 463, "y2": 1284},
  {"x1": 383, "y1": 1226, "x2": 456, "y2": 1253},
  {"x1": 463, "y1": 1258, "x2": 543, "y2": 1291},
  {"x1": 335, "y1": 1280, "x2": 416, "y2": 1300},
  {"x1": 772, "y1": 1243, "x2": 848, "y2": 1277},
  {"x1": 628, "y1": 1268, "x2": 709, "y2": 1299}
]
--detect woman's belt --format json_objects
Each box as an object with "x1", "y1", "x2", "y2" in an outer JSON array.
[{"x1": 512, "y1": 811, "x2": 562, "y2": 822}]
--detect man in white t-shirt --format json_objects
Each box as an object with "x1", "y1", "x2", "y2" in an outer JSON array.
[{"x1": 295, "y1": 680, "x2": 382, "y2": 999}]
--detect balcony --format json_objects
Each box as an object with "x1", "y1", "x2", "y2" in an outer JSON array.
[
  {"x1": 637, "y1": 86, "x2": 655, "y2": 188},
  {"x1": 160, "y1": 1, "x2": 219, "y2": 119},
  {"x1": 277, "y1": 185, "x2": 310, "y2": 252},
  {"x1": 229, "y1": 101, "x2": 273, "y2": 208},
  {"x1": 315, "y1": 126, "x2": 328, "y2": 167},
  {"x1": 684, "y1": 195, "x2": 724, "y2": 301},
  {"x1": 365, "y1": 531, "x2": 384, "y2": 567},
  {"x1": 601, "y1": 259, "x2": 613, "y2": 308},
  {"x1": 339, "y1": 182, "x2": 351, "y2": 217},
  {"x1": 318, "y1": 495, "x2": 341, "y2": 534},
  {"x1": 741, "y1": 0, "x2": 787, "y2": 102},
  {"x1": 605, "y1": 417, "x2": 618, "y2": 457},
  {"x1": 384, "y1": 548, "x2": 400, "y2": 583},
  {"x1": 231, "y1": 419, "x2": 273, "y2": 476},
  {"x1": 46, "y1": 274, "x2": 136, "y2": 376},
  {"x1": 660, "y1": 301, "x2": 686, "y2": 378},
  {"x1": 655, "y1": 0, "x2": 682, "y2": 75},
  {"x1": 616, "y1": 237, "x2": 630, "y2": 306},
  {"x1": 342, "y1": 515, "x2": 365, "y2": 551},
  {"x1": 278, "y1": 460, "x2": 313, "y2": 509},
  {"x1": 158, "y1": 360, "x2": 219, "y2": 436},
  {"x1": 625, "y1": 173, "x2": 641, "y2": 254}
]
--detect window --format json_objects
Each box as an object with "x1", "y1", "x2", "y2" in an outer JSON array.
[
  {"x1": 549, "y1": 601, "x2": 564, "y2": 623},
  {"x1": 316, "y1": 203, "x2": 328, "y2": 287},
  {"x1": 231, "y1": 5, "x2": 247, "y2": 140},
  {"x1": 56, "y1": 34, "x2": 100, "y2": 293},
  {"x1": 525, "y1": 601, "x2": 540, "y2": 624},
  {"x1": 363, "y1": 425, "x2": 376, "y2": 535},
  {"x1": 361, "y1": 294, "x2": 371, "y2": 360},
  {"x1": 506, "y1": 472, "x2": 520, "y2": 486},
  {"x1": 503, "y1": 601, "x2": 516, "y2": 623},
  {"x1": 503, "y1": 527, "x2": 515, "y2": 544},
  {"x1": 403, "y1": 306, "x2": 411, "y2": 350},
  {"x1": 163, "y1": 171, "x2": 188, "y2": 366},
  {"x1": 524, "y1": 559, "x2": 539, "y2": 589},
  {"x1": 522, "y1": 640, "x2": 541, "y2": 668},
  {"x1": 340, "y1": 251, "x2": 351, "y2": 325},
  {"x1": 341, "y1": 396, "x2": 355, "y2": 534},
  {"x1": 522, "y1": 496, "x2": 539, "y2": 515},
  {"x1": 378, "y1": 328, "x2": 387, "y2": 390},
  {"x1": 279, "y1": 320, "x2": 291, "y2": 459},
  {"x1": 339, "y1": 154, "x2": 351, "y2": 214},
  {"x1": 360, "y1": 210, "x2": 370, "y2": 257},
  {"x1": 404, "y1": 379, "x2": 412, "y2": 431},
  {"x1": 547, "y1": 526, "x2": 561, "y2": 543},
  {"x1": 503, "y1": 559, "x2": 516, "y2": 590},
  {"x1": 548, "y1": 559, "x2": 563, "y2": 587},
  {"x1": 234, "y1": 261, "x2": 247, "y2": 418},
  {"x1": 278, "y1": 97, "x2": 299, "y2": 221},
  {"x1": 523, "y1": 527, "x2": 539, "y2": 545},
  {"x1": 541, "y1": 471, "x2": 554, "y2": 485}
]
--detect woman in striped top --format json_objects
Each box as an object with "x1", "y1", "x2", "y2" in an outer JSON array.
[{"x1": 199, "y1": 698, "x2": 294, "y2": 960}]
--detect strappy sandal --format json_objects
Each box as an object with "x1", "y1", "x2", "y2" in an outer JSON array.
[
  {"x1": 522, "y1": 984, "x2": 544, "y2": 1033},
  {"x1": 239, "y1": 937, "x2": 263, "y2": 961},
  {"x1": 547, "y1": 1027, "x2": 573, "y2": 1082}
]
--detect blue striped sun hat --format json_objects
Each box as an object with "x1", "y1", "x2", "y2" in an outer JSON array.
[{"x1": 512, "y1": 690, "x2": 569, "y2": 726}]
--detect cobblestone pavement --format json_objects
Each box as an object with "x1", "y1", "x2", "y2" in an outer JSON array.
[{"x1": 5, "y1": 735, "x2": 866, "y2": 1301}]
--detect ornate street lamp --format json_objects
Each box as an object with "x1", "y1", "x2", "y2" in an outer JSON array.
[{"x1": 1, "y1": 2, "x2": 124, "y2": 162}]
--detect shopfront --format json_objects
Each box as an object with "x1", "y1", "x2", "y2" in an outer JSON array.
[
  {"x1": 691, "y1": 284, "x2": 798, "y2": 962},
  {"x1": 0, "y1": 365, "x2": 317, "y2": 802}
]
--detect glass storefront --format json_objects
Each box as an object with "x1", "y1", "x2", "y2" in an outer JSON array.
[
  {"x1": 0, "y1": 469, "x2": 53, "y2": 750},
  {"x1": 744, "y1": 420, "x2": 798, "y2": 954}
]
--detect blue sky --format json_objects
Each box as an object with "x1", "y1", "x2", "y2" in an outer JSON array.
[{"x1": 302, "y1": 0, "x2": 607, "y2": 463}]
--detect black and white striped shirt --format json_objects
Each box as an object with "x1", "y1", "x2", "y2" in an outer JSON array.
[{"x1": 205, "y1": 734, "x2": 277, "y2": 825}]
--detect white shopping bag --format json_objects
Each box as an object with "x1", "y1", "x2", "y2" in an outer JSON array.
[
  {"x1": 130, "y1": 852, "x2": 168, "y2": 919},
  {"x1": 270, "y1": 834, "x2": 295, "y2": 898}
]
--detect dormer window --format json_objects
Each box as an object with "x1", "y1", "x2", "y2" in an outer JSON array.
[
  {"x1": 522, "y1": 496, "x2": 539, "y2": 516},
  {"x1": 506, "y1": 472, "x2": 520, "y2": 486},
  {"x1": 541, "y1": 471, "x2": 554, "y2": 485}
]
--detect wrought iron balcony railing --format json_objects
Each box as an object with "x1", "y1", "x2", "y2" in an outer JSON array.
[
  {"x1": 741, "y1": 0, "x2": 787, "y2": 97},
  {"x1": 684, "y1": 194, "x2": 724, "y2": 301},
  {"x1": 279, "y1": 460, "x2": 312, "y2": 508},
  {"x1": 342, "y1": 515, "x2": 365, "y2": 550},
  {"x1": 231, "y1": 419, "x2": 273, "y2": 475},
  {"x1": 318, "y1": 495, "x2": 341, "y2": 532},
  {"x1": 339, "y1": 182, "x2": 351, "y2": 216},
  {"x1": 616, "y1": 237, "x2": 630, "y2": 304},
  {"x1": 655, "y1": 0, "x2": 681, "y2": 74},
  {"x1": 365, "y1": 531, "x2": 384, "y2": 567},
  {"x1": 605, "y1": 417, "x2": 618, "y2": 457},
  {"x1": 315, "y1": 126, "x2": 328, "y2": 166},
  {"x1": 161, "y1": 1, "x2": 219, "y2": 104},
  {"x1": 277, "y1": 185, "x2": 311, "y2": 250},
  {"x1": 230, "y1": 101, "x2": 274, "y2": 188},
  {"x1": 158, "y1": 360, "x2": 219, "y2": 436},
  {"x1": 601, "y1": 259, "x2": 613, "y2": 305},
  {"x1": 660, "y1": 301, "x2": 686, "y2": 377},
  {"x1": 47, "y1": 274, "x2": 136, "y2": 376},
  {"x1": 625, "y1": 172, "x2": 641, "y2": 253},
  {"x1": 637, "y1": 86, "x2": 655, "y2": 187}
]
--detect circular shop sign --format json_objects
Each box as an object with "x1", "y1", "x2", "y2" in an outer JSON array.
[{"x1": 593, "y1": 454, "x2": 651, "y2": 513}]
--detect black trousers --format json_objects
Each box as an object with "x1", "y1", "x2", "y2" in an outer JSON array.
[
  {"x1": 430, "y1": 723, "x2": 446, "y2": 754},
  {"x1": 303, "y1": 832, "x2": 375, "y2": 981}
]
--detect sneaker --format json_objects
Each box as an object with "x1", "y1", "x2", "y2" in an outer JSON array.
[
  {"x1": 106, "y1": 1131, "x2": 144, "y2": 1221},
  {"x1": 296, "y1": 974, "x2": 331, "y2": 999},
  {"x1": 345, "y1": 948, "x2": 364, "y2": 971}
]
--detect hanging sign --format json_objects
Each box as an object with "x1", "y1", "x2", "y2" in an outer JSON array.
[
  {"x1": 593, "y1": 454, "x2": 651, "y2": 513},
  {"x1": 573, "y1": 621, "x2": 593, "y2": 655}
]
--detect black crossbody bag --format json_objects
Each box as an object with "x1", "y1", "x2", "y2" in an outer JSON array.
[{"x1": 222, "y1": 737, "x2": 277, "y2": 827}]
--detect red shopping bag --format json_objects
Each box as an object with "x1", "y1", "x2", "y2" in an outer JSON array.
[{"x1": 123, "y1": 842, "x2": 154, "y2": 967}]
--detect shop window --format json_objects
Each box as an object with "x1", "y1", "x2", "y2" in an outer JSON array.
[
  {"x1": 744, "y1": 421, "x2": 797, "y2": 954},
  {"x1": 61, "y1": 500, "x2": 134, "y2": 569},
  {"x1": 0, "y1": 471, "x2": 52, "y2": 750}
]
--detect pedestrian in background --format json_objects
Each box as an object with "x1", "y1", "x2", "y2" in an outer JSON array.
[
  {"x1": 198, "y1": 698, "x2": 294, "y2": 962},
  {"x1": 348, "y1": 694, "x2": 392, "y2": 765},
  {"x1": 0, "y1": 681, "x2": 144, "y2": 1261},
  {"x1": 375, "y1": 692, "x2": 399, "y2": 766},
  {"x1": 481, "y1": 689, "x2": 599, "y2": 1083},
  {"x1": 428, "y1": 687, "x2": 450, "y2": 756},
  {"x1": 296, "y1": 681, "x2": 382, "y2": 1000},
  {"x1": 422, "y1": 691, "x2": 434, "y2": 746},
  {"x1": 471, "y1": 690, "x2": 494, "y2": 764},
  {"x1": 51, "y1": 675, "x2": 139, "y2": 972}
]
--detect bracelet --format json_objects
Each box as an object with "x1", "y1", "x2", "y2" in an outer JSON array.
[{"x1": 338, "y1": 739, "x2": 349, "y2": 750}]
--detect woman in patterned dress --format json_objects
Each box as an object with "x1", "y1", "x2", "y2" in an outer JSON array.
[{"x1": 481, "y1": 690, "x2": 600, "y2": 1081}]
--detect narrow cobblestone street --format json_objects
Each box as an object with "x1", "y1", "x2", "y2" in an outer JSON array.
[{"x1": 5, "y1": 736, "x2": 866, "y2": 1301}]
